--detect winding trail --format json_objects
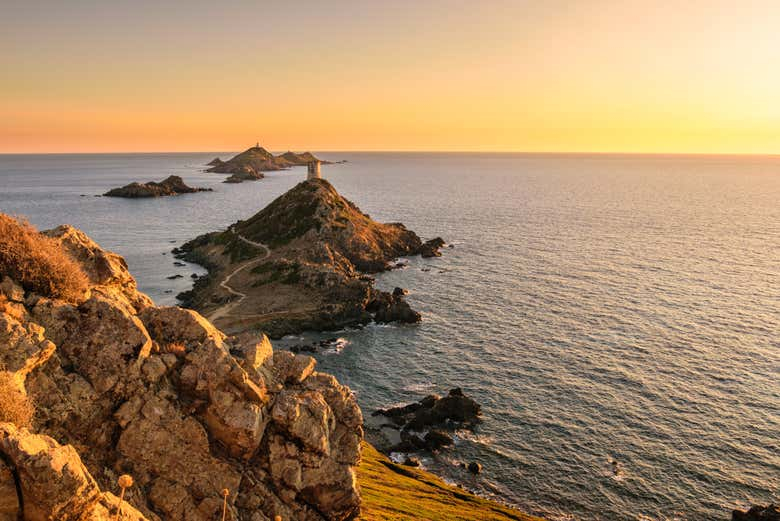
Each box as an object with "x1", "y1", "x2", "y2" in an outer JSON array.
[{"x1": 208, "y1": 228, "x2": 271, "y2": 322}]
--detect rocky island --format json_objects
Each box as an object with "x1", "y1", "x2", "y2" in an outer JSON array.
[
  {"x1": 207, "y1": 145, "x2": 329, "y2": 183},
  {"x1": 175, "y1": 178, "x2": 444, "y2": 337},
  {"x1": 0, "y1": 213, "x2": 539, "y2": 521},
  {"x1": 104, "y1": 175, "x2": 212, "y2": 198}
]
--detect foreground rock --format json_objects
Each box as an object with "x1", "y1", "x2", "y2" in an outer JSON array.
[
  {"x1": 0, "y1": 214, "x2": 362, "y2": 520},
  {"x1": 104, "y1": 175, "x2": 212, "y2": 198},
  {"x1": 176, "y1": 178, "x2": 444, "y2": 337},
  {"x1": 733, "y1": 505, "x2": 780, "y2": 521},
  {"x1": 371, "y1": 388, "x2": 480, "y2": 453},
  {"x1": 0, "y1": 423, "x2": 147, "y2": 520}
]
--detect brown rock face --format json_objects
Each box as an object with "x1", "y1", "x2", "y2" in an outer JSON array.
[
  {"x1": 0, "y1": 423, "x2": 147, "y2": 521},
  {"x1": 44, "y1": 225, "x2": 153, "y2": 312},
  {"x1": 0, "y1": 220, "x2": 363, "y2": 521}
]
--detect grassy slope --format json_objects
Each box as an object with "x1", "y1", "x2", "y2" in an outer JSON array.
[{"x1": 358, "y1": 443, "x2": 544, "y2": 521}]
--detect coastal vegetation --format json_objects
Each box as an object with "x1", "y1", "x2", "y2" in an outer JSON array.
[
  {"x1": 358, "y1": 443, "x2": 543, "y2": 521},
  {"x1": 0, "y1": 214, "x2": 88, "y2": 302}
]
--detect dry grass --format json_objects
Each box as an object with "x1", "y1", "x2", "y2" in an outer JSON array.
[
  {"x1": 0, "y1": 214, "x2": 88, "y2": 303},
  {"x1": 0, "y1": 370, "x2": 34, "y2": 428}
]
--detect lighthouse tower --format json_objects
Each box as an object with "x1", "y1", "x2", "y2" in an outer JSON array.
[{"x1": 307, "y1": 160, "x2": 321, "y2": 180}]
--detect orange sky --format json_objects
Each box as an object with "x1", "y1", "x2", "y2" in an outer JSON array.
[{"x1": 3, "y1": 1, "x2": 780, "y2": 153}]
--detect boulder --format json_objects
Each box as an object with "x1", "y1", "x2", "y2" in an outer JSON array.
[
  {"x1": 45, "y1": 225, "x2": 153, "y2": 311},
  {"x1": 402, "y1": 457, "x2": 420, "y2": 467},
  {"x1": 367, "y1": 290, "x2": 421, "y2": 324},
  {"x1": 420, "y1": 237, "x2": 445, "y2": 258},
  {"x1": 733, "y1": 505, "x2": 780, "y2": 521},
  {"x1": 424, "y1": 430, "x2": 454, "y2": 451}
]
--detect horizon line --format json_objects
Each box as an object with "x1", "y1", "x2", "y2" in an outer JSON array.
[{"x1": 2, "y1": 149, "x2": 780, "y2": 158}]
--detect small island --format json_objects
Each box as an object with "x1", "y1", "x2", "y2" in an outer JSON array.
[
  {"x1": 207, "y1": 144, "x2": 330, "y2": 182},
  {"x1": 104, "y1": 175, "x2": 212, "y2": 198},
  {"x1": 176, "y1": 177, "x2": 444, "y2": 337}
]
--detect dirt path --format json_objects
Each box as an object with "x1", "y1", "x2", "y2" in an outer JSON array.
[{"x1": 208, "y1": 229, "x2": 270, "y2": 322}]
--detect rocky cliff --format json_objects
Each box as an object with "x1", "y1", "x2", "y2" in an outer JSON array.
[
  {"x1": 104, "y1": 175, "x2": 212, "y2": 198},
  {"x1": 0, "y1": 215, "x2": 363, "y2": 520},
  {"x1": 176, "y1": 178, "x2": 443, "y2": 337}
]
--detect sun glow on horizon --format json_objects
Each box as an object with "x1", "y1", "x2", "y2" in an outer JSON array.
[{"x1": 3, "y1": 1, "x2": 780, "y2": 154}]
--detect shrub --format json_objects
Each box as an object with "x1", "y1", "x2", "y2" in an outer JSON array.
[
  {"x1": 0, "y1": 370, "x2": 34, "y2": 428},
  {"x1": 0, "y1": 214, "x2": 89, "y2": 303}
]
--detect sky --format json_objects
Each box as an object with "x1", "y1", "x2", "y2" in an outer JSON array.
[{"x1": 2, "y1": 0, "x2": 780, "y2": 154}]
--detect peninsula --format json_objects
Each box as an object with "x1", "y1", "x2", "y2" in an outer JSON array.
[
  {"x1": 104, "y1": 175, "x2": 212, "y2": 198},
  {"x1": 176, "y1": 178, "x2": 444, "y2": 337}
]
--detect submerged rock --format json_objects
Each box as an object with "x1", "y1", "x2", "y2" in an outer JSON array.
[{"x1": 104, "y1": 175, "x2": 212, "y2": 198}]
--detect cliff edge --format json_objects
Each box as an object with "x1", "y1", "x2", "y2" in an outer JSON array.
[{"x1": 0, "y1": 214, "x2": 362, "y2": 520}]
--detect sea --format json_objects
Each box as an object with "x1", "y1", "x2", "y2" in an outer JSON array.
[{"x1": 0, "y1": 152, "x2": 778, "y2": 520}]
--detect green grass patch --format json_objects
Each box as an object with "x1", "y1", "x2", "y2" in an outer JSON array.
[{"x1": 357, "y1": 443, "x2": 544, "y2": 521}]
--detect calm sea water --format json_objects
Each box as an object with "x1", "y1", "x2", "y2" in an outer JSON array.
[{"x1": 0, "y1": 152, "x2": 778, "y2": 520}]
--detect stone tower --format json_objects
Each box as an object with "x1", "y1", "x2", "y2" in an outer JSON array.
[{"x1": 307, "y1": 160, "x2": 321, "y2": 180}]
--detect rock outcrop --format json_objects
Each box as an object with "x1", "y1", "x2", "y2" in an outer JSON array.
[
  {"x1": 733, "y1": 505, "x2": 780, "y2": 521},
  {"x1": 222, "y1": 167, "x2": 265, "y2": 184},
  {"x1": 0, "y1": 423, "x2": 148, "y2": 520},
  {"x1": 371, "y1": 388, "x2": 480, "y2": 453},
  {"x1": 0, "y1": 214, "x2": 363, "y2": 520},
  {"x1": 104, "y1": 176, "x2": 212, "y2": 198},
  {"x1": 176, "y1": 178, "x2": 444, "y2": 337}
]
